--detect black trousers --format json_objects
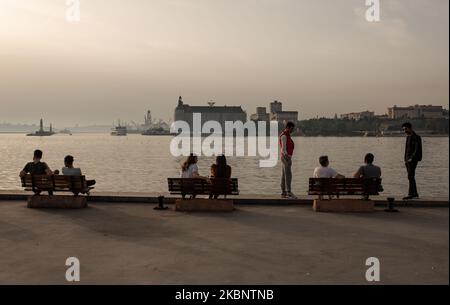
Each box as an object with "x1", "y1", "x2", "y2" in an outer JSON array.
[{"x1": 405, "y1": 161, "x2": 419, "y2": 196}]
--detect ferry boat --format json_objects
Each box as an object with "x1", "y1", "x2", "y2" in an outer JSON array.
[{"x1": 111, "y1": 125, "x2": 127, "y2": 136}]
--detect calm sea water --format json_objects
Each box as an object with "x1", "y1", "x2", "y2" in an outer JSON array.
[{"x1": 0, "y1": 134, "x2": 448, "y2": 198}]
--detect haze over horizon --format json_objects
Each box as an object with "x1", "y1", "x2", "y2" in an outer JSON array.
[{"x1": 0, "y1": 0, "x2": 448, "y2": 126}]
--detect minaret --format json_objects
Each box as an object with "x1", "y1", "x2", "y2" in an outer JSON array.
[
  {"x1": 39, "y1": 119, "x2": 44, "y2": 132},
  {"x1": 50, "y1": 124, "x2": 53, "y2": 133}
]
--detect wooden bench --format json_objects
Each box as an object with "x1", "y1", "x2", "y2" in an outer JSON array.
[
  {"x1": 308, "y1": 178, "x2": 383, "y2": 212},
  {"x1": 21, "y1": 174, "x2": 94, "y2": 195},
  {"x1": 167, "y1": 178, "x2": 239, "y2": 198},
  {"x1": 308, "y1": 178, "x2": 382, "y2": 199}
]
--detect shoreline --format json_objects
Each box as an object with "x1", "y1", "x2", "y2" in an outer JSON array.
[
  {"x1": 0, "y1": 190, "x2": 447, "y2": 207},
  {"x1": 0, "y1": 132, "x2": 448, "y2": 137}
]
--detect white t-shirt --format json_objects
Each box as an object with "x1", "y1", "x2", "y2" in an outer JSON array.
[
  {"x1": 180, "y1": 164, "x2": 199, "y2": 178},
  {"x1": 313, "y1": 166, "x2": 338, "y2": 178}
]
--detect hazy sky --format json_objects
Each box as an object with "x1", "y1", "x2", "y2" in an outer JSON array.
[{"x1": 0, "y1": 0, "x2": 448, "y2": 126}]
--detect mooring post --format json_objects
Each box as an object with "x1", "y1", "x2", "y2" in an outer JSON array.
[
  {"x1": 385, "y1": 197, "x2": 399, "y2": 213},
  {"x1": 154, "y1": 195, "x2": 168, "y2": 210}
]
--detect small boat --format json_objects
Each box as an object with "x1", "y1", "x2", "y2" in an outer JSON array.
[{"x1": 59, "y1": 128, "x2": 72, "y2": 135}]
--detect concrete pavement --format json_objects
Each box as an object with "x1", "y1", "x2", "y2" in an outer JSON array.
[{"x1": 0, "y1": 200, "x2": 448, "y2": 284}]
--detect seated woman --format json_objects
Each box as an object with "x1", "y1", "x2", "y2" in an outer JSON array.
[
  {"x1": 180, "y1": 154, "x2": 201, "y2": 178},
  {"x1": 180, "y1": 154, "x2": 206, "y2": 199},
  {"x1": 210, "y1": 155, "x2": 232, "y2": 178},
  {"x1": 209, "y1": 155, "x2": 232, "y2": 199}
]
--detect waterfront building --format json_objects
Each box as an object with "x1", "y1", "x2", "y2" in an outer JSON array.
[
  {"x1": 269, "y1": 101, "x2": 298, "y2": 124},
  {"x1": 251, "y1": 101, "x2": 298, "y2": 124},
  {"x1": 250, "y1": 100, "x2": 299, "y2": 133},
  {"x1": 174, "y1": 96, "x2": 247, "y2": 129},
  {"x1": 250, "y1": 107, "x2": 270, "y2": 122},
  {"x1": 270, "y1": 100, "x2": 283, "y2": 113},
  {"x1": 388, "y1": 105, "x2": 445, "y2": 119},
  {"x1": 340, "y1": 111, "x2": 375, "y2": 120}
]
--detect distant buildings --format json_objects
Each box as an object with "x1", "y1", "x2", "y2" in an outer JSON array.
[
  {"x1": 174, "y1": 96, "x2": 247, "y2": 129},
  {"x1": 340, "y1": 111, "x2": 375, "y2": 120},
  {"x1": 388, "y1": 105, "x2": 445, "y2": 119},
  {"x1": 250, "y1": 100, "x2": 299, "y2": 129},
  {"x1": 250, "y1": 107, "x2": 270, "y2": 122},
  {"x1": 338, "y1": 105, "x2": 447, "y2": 121}
]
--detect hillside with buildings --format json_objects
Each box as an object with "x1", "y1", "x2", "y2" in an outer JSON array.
[{"x1": 299, "y1": 105, "x2": 449, "y2": 137}]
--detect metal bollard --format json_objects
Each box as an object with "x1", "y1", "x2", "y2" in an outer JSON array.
[
  {"x1": 385, "y1": 197, "x2": 399, "y2": 213},
  {"x1": 154, "y1": 195, "x2": 168, "y2": 210}
]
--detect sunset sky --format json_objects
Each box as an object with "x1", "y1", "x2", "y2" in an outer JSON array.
[{"x1": 0, "y1": 0, "x2": 448, "y2": 126}]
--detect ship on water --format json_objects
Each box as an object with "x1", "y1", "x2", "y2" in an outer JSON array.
[
  {"x1": 59, "y1": 128, "x2": 72, "y2": 135},
  {"x1": 141, "y1": 126, "x2": 170, "y2": 136},
  {"x1": 111, "y1": 120, "x2": 127, "y2": 136},
  {"x1": 26, "y1": 119, "x2": 55, "y2": 137}
]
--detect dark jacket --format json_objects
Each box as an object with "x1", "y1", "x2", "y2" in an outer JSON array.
[{"x1": 405, "y1": 132, "x2": 422, "y2": 163}]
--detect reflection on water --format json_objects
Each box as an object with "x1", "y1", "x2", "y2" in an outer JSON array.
[{"x1": 0, "y1": 134, "x2": 448, "y2": 197}]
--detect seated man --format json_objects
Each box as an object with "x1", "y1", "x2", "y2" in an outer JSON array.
[
  {"x1": 313, "y1": 156, "x2": 345, "y2": 178},
  {"x1": 62, "y1": 155, "x2": 96, "y2": 187},
  {"x1": 353, "y1": 153, "x2": 381, "y2": 179},
  {"x1": 19, "y1": 149, "x2": 55, "y2": 195}
]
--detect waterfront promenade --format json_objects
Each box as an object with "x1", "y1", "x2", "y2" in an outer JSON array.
[
  {"x1": 0, "y1": 190, "x2": 448, "y2": 207},
  {"x1": 0, "y1": 193, "x2": 448, "y2": 284}
]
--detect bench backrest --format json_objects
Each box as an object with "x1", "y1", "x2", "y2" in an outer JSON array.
[
  {"x1": 167, "y1": 178, "x2": 239, "y2": 195},
  {"x1": 308, "y1": 178, "x2": 382, "y2": 196},
  {"x1": 22, "y1": 175, "x2": 87, "y2": 192}
]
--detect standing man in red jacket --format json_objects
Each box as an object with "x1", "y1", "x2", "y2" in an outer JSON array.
[{"x1": 279, "y1": 122, "x2": 297, "y2": 199}]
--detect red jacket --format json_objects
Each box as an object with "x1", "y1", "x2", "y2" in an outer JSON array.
[{"x1": 279, "y1": 130, "x2": 294, "y2": 156}]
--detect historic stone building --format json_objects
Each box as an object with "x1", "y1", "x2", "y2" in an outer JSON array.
[
  {"x1": 388, "y1": 105, "x2": 445, "y2": 119},
  {"x1": 174, "y1": 96, "x2": 247, "y2": 129},
  {"x1": 250, "y1": 100, "x2": 299, "y2": 130}
]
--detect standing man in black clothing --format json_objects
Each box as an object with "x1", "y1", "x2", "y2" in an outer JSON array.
[{"x1": 402, "y1": 122, "x2": 422, "y2": 200}]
